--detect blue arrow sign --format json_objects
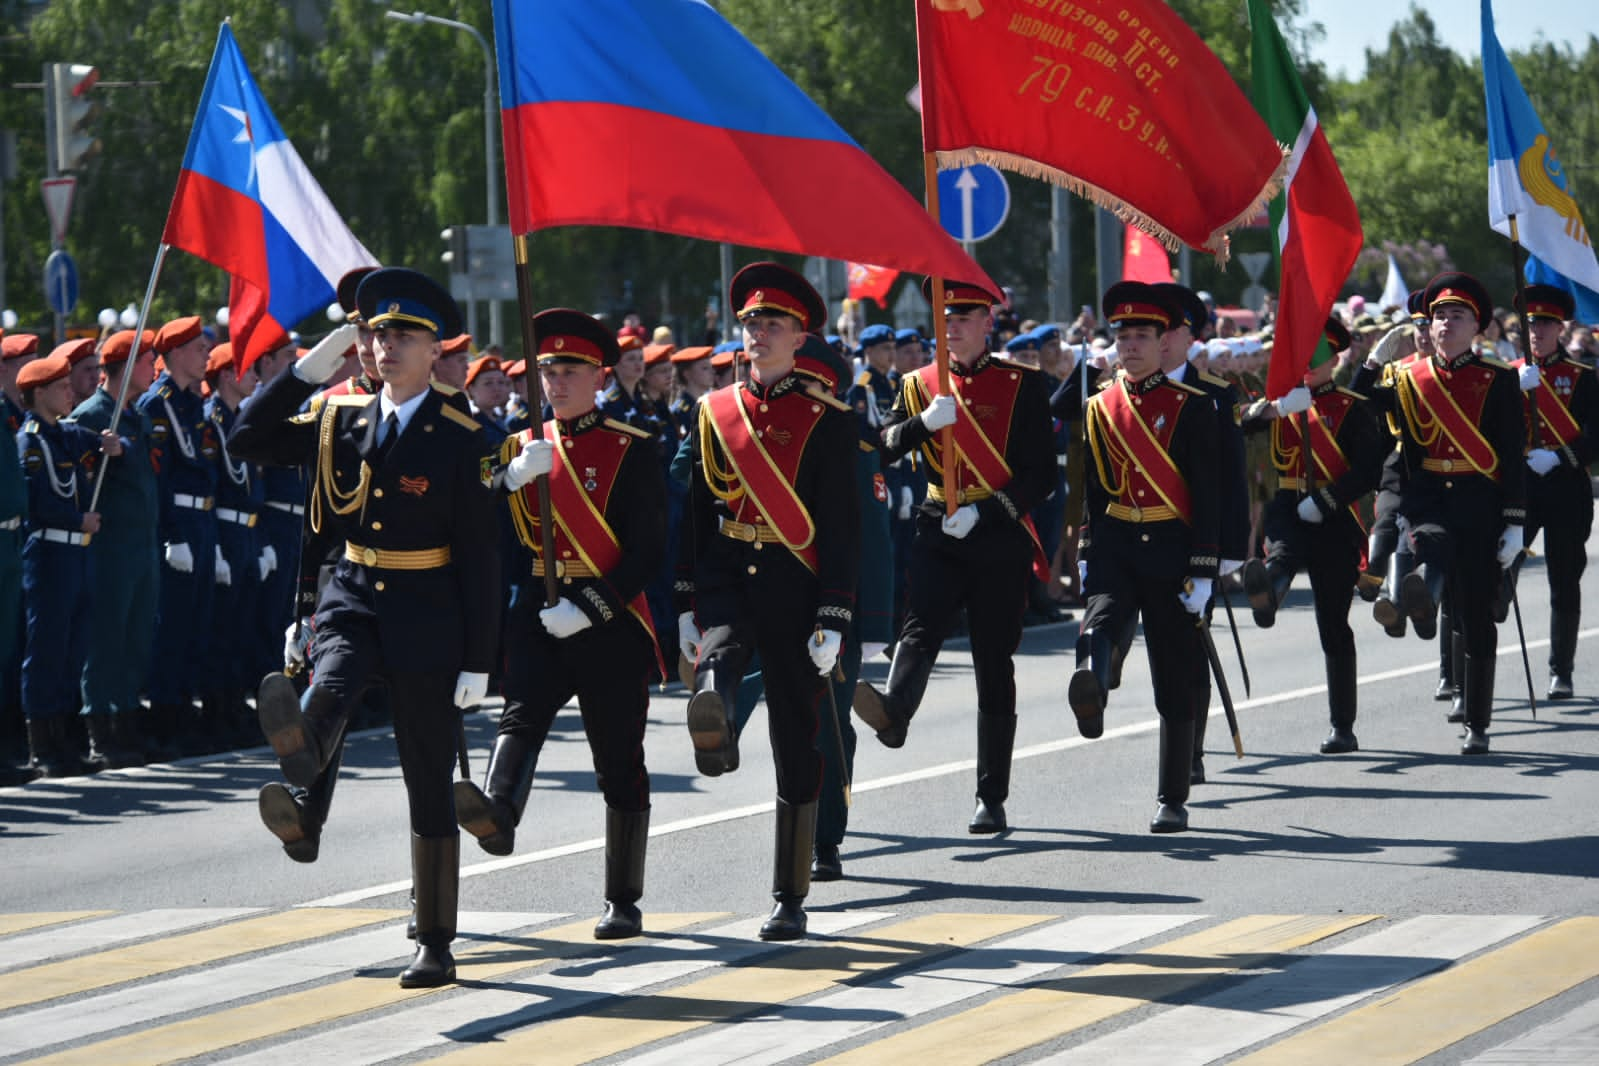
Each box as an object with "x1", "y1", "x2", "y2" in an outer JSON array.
[
  {"x1": 937, "y1": 164, "x2": 1010, "y2": 243},
  {"x1": 44, "y1": 249, "x2": 79, "y2": 315}
]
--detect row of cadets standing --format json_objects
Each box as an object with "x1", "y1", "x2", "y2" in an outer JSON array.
[
  {"x1": 232, "y1": 268, "x2": 501, "y2": 988},
  {"x1": 1067, "y1": 282, "x2": 1219, "y2": 833},
  {"x1": 676, "y1": 262, "x2": 859, "y2": 940},
  {"x1": 1240, "y1": 316, "x2": 1386, "y2": 753},
  {"x1": 455, "y1": 309, "x2": 665, "y2": 941},
  {"x1": 0, "y1": 335, "x2": 28, "y2": 783},
  {"x1": 853, "y1": 277, "x2": 1056, "y2": 835}
]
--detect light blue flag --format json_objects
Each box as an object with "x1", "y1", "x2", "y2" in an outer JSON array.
[
  {"x1": 1482, "y1": 0, "x2": 1599, "y2": 292},
  {"x1": 1525, "y1": 254, "x2": 1599, "y2": 326}
]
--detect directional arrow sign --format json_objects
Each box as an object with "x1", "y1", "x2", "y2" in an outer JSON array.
[
  {"x1": 41, "y1": 177, "x2": 76, "y2": 246},
  {"x1": 44, "y1": 249, "x2": 79, "y2": 315},
  {"x1": 937, "y1": 164, "x2": 1010, "y2": 243}
]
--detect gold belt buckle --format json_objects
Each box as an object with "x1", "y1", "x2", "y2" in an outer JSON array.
[
  {"x1": 737, "y1": 523, "x2": 756, "y2": 542},
  {"x1": 362, "y1": 547, "x2": 378, "y2": 566},
  {"x1": 1129, "y1": 503, "x2": 1143, "y2": 522},
  {"x1": 1441, "y1": 459, "x2": 1454, "y2": 472}
]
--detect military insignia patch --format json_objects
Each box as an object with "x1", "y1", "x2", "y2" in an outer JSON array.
[
  {"x1": 401, "y1": 474, "x2": 432, "y2": 497},
  {"x1": 767, "y1": 427, "x2": 793, "y2": 446},
  {"x1": 479, "y1": 456, "x2": 493, "y2": 489},
  {"x1": 873, "y1": 472, "x2": 889, "y2": 504}
]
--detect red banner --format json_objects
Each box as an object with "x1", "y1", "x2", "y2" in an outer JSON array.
[
  {"x1": 848, "y1": 263, "x2": 900, "y2": 308},
  {"x1": 1122, "y1": 224, "x2": 1173, "y2": 282},
  {"x1": 915, "y1": 0, "x2": 1286, "y2": 256}
]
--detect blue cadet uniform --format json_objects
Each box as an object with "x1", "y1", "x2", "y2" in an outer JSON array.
[
  {"x1": 0, "y1": 337, "x2": 34, "y2": 784},
  {"x1": 137, "y1": 316, "x2": 220, "y2": 750},
  {"x1": 16, "y1": 347, "x2": 119, "y2": 777},
  {"x1": 232, "y1": 268, "x2": 500, "y2": 989},
  {"x1": 69, "y1": 329, "x2": 160, "y2": 767}
]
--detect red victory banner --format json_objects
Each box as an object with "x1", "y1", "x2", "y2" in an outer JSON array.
[
  {"x1": 916, "y1": 0, "x2": 1287, "y2": 257},
  {"x1": 847, "y1": 263, "x2": 900, "y2": 308}
]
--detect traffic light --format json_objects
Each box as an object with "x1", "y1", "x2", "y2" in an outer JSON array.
[
  {"x1": 48, "y1": 63, "x2": 100, "y2": 173},
  {"x1": 440, "y1": 226, "x2": 469, "y2": 272}
]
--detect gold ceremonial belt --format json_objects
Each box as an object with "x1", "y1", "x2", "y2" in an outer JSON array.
[
  {"x1": 926, "y1": 485, "x2": 993, "y2": 505},
  {"x1": 344, "y1": 542, "x2": 452, "y2": 570},
  {"x1": 532, "y1": 557, "x2": 598, "y2": 579},
  {"x1": 1277, "y1": 477, "x2": 1310, "y2": 491},
  {"x1": 1106, "y1": 501, "x2": 1180, "y2": 523},
  {"x1": 718, "y1": 518, "x2": 784, "y2": 543},
  {"x1": 1420, "y1": 458, "x2": 1489, "y2": 476}
]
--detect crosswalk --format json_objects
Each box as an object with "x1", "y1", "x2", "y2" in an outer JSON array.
[{"x1": 0, "y1": 908, "x2": 1595, "y2": 1064}]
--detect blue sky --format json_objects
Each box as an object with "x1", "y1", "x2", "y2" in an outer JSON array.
[{"x1": 1300, "y1": 0, "x2": 1599, "y2": 78}]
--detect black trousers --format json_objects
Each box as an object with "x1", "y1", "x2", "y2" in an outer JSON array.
[
  {"x1": 1263, "y1": 495, "x2": 1361, "y2": 658},
  {"x1": 1526, "y1": 467, "x2": 1593, "y2": 616},
  {"x1": 1081, "y1": 565, "x2": 1201, "y2": 733},
  {"x1": 499, "y1": 597, "x2": 651, "y2": 813},
  {"x1": 1406, "y1": 481, "x2": 1502, "y2": 657},
  {"x1": 897, "y1": 515, "x2": 1031, "y2": 720},
  {"x1": 309, "y1": 620, "x2": 458, "y2": 837}
]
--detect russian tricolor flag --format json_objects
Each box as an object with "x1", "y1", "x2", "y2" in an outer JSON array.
[
  {"x1": 492, "y1": 0, "x2": 992, "y2": 293},
  {"x1": 162, "y1": 24, "x2": 375, "y2": 370}
]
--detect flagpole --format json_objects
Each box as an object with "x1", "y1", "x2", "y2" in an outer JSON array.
[
  {"x1": 87, "y1": 243, "x2": 170, "y2": 514},
  {"x1": 512, "y1": 233, "x2": 560, "y2": 608},
  {"x1": 922, "y1": 151, "x2": 960, "y2": 518},
  {"x1": 1507, "y1": 214, "x2": 1544, "y2": 447}
]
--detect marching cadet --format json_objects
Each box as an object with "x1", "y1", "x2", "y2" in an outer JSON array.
[
  {"x1": 70, "y1": 329, "x2": 159, "y2": 767},
  {"x1": 455, "y1": 310, "x2": 664, "y2": 940},
  {"x1": 249, "y1": 337, "x2": 305, "y2": 689},
  {"x1": 1070, "y1": 283, "x2": 1218, "y2": 832},
  {"x1": 323, "y1": 267, "x2": 381, "y2": 398},
  {"x1": 1373, "y1": 273, "x2": 1527, "y2": 754},
  {"x1": 137, "y1": 315, "x2": 220, "y2": 755},
  {"x1": 464, "y1": 353, "x2": 511, "y2": 439},
  {"x1": 433, "y1": 331, "x2": 471, "y2": 391},
  {"x1": 202, "y1": 342, "x2": 265, "y2": 750},
  {"x1": 16, "y1": 348, "x2": 123, "y2": 776},
  {"x1": 0, "y1": 335, "x2": 34, "y2": 784},
  {"x1": 0, "y1": 333, "x2": 35, "y2": 428},
  {"x1": 677, "y1": 262, "x2": 858, "y2": 939},
  {"x1": 666, "y1": 345, "x2": 714, "y2": 440},
  {"x1": 854, "y1": 278, "x2": 1054, "y2": 834},
  {"x1": 504, "y1": 358, "x2": 533, "y2": 433},
  {"x1": 231, "y1": 268, "x2": 499, "y2": 987},
  {"x1": 601, "y1": 335, "x2": 648, "y2": 425},
  {"x1": 65, "y1": 341, "x2": 99, "y2": 408},
  {"x1": 1511, "y1": 284, "x2": 1597, "y2": 699},
  {"x1": 1241, "y1": 318, "x2": 1386, "y2": 753}
]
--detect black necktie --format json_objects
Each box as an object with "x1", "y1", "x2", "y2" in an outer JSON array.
[{"x1": 373, "y1": 412, "x2": 400, "y2": 465}]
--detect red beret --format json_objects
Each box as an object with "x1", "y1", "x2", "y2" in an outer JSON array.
[
  {"x1": 464, "y1": 354, "x2": 503, "y2": 387},
  {"x1": 17, "y1": 352, "x2": 71, "y2": 391},
  {"x1": 51, "y1": 338, "x2": 97, "y2": 367},
  {"x1": 670, "y1": 345, "x2": 714, "y2": 364},
  {"x1": 505, "y1": 358, "x2": 528, "y2": 379},
  {"x1": 441, "y1": 333, "x2": 474, "y2": 356},
  {"x1": 617, "y1": 334, "x2": 643, "y2": 354},
  {"x1": 99, "y1": 329, "x2": 156, "y2": 366},
  {"x1": 205, "y1": 342, "x2": 235, "y2": 376},
  {"x1": 643, "y1": 342, "x2": 676, "y2": 367},
  {"x1": 1, "y1": 334, "x2": 40, "y2": 361},
  {"x1": 710, "y1": 347, "x2": 745, "y2": 370},
  {"x1": 155, "y1": 316, "x2": 204, "y2": 354}
]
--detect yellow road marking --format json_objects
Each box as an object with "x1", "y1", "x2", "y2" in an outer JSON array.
[
  {"x1": 426, "y1": 912, "x2": 1051, "y2": 1066},
  {"x1": 0, "y1": 908, "x2": 401, "y2": 1013},
  {"x1": 1233, "y1": 917, "x2": 1599, "y2": 1065},
  {"x1": 817, "y1": 914, "x2": 1378, "y2": 1066},
  {"x1": 0, "y1": 912, "x2": 112, "y2": 938},
  {"x1": 26, "y1": 913, "x2": 724, "y2": 1066}
]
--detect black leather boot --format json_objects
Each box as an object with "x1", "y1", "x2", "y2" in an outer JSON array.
[
  {"x1": 1319, "y1": 653, "x2": 1359, "y2": 754},
  {"x1": 1107, "y1": 611, "x2": 1138, "y2": 690},
  {"x1": 1434, "y1": 622, "x2": 1456, "y2": 700},
  {"x1": 258, "y1": 674, "x2": 346, "y2": 789},
  {"x1": 969, "y1": 714, "x2": 1016, "y2": 833},
  {"x1": 26, "y1": 718, "x2": 78, "y2": 779},
  {"x1": 1372, "y1": 545, "x2": 1410, "y2": 637},
  {"x1": 759, "y1": 799, "x2": 816, "y2": 941},
  {"x1": 1491, "y1": 554, "x2": 1523, "y2": 626},
  {"x1": 400, "y1": 834, "x2": 458, "y2": 987},
  {"x1": 1150, "y1": 718, "x2": 1193, "y2": 833},
  {"x1": 1191, "y1": 698, "x2": 1209, "y2": 784},
  {"x1": 852, "y1": 643, "x2": 932, "y2": 749},
  {"x1": 1447, "y1": 625, "x2": 1467, "y2": 724},
  {"x1": 1461, "y1": 654, "x2": 1495, "y2": 755},
  {"x1": 1401, "y1": 562, "x2": 1446, "y2": 641},
  {"x1": 111, "y1": 713, "x2": 149, "y2": 768},
  {"x1": 594, "y1": 806, "x2": 649, "y2": 940},
  {"x1": 811, "y1": 843, "x2": 843, "y2": 881},
  {"x1": 1243, "y1": 559, "x2": 1291, "y2": 628},
  {"x1": 1068, "y1": 628, "x2": 1113, "y2": 739},
  {"x1": 454, "y1": 732, "x2": 537, "y2": 856},
  {"x1": 140, "y1": 703, "x2": 183, "y2": 764},
  {"x1": 686, "y1": 662, "x2": 743, "y2": 775},
  {"x1": 259, "y1": 783, "x2": 323, "y2": 863},
  {"x1": 1548, "y1": 609, "x2": 1579, "y2": 700},
  {"x1": 85, "y1": 713, "x2": 143, "y2": 770}
]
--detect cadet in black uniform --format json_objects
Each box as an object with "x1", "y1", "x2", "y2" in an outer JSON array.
[
  {"x1": 231, "y1": 268, "x2": 500, "y2": 987},
  {"x1": 853, "y1": 278, "x2": 1055, "y2": 835},
  {"x1": 455, "y1": 309, "x2": 665, "y2": 941},
  {"x1": 1241, "y1": 318, "x2": 1386, "y2": 753},
  {"x1": 677, "y1": 262, "x2": 858, "y2": 941},
  {"x1": 1069, "y1": 283, "x2": 1219, "y2": 832}
]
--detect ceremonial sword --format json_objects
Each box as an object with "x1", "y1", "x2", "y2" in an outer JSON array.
[
  {"x1": 1508, "y1": 554, "x2": 1538, "y2": 719},
  {"x1": 1188, "y1": 582, "x2": 1243, "y2": 758},
  {"x1": 1215, "y1": 580, "x2": 1252, "y2": 697},
  {"x1": 815, "y1": 628, "x2": 852, "y2": 807}
]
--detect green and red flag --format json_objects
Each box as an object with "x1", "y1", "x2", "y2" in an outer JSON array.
[{"x1": 1249, "y1": 0, "x2": 1363, "y2": 398}]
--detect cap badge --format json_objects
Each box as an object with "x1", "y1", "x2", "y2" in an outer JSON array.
[
  {"x1": 1121, "y1": 304, "x2": 1132, "y2": 314},
  {"x1": 752, "y1": 290, "x2": 765, "y2": 303},
  {"x1": 554, "y1": 338, "x2": 565, "y2": 350},
  {"x1": 387, "y1": 302, "x2": 400, "y2": 314}
]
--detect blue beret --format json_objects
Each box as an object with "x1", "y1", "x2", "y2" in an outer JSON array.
[
  {"x1": 1032, "y1": 324, "x2": 1062, "y2": 343},
  {"x1": 858, "y1": 324, "x2": 896, "y2": 348},
  {"x1": 712, "y1": 341, "x2": 740, "y2": 354},
  {"x1": 1005, "y1": 333, "x2": 1039, "y2": 354},
  {"x1": 894, "y1": 328, "x2": 923, "y2": 345}
]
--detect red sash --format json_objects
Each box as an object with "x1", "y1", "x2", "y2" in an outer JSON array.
[
  {"x1": 1398, "y1": 357, "x2": 1500, "y2": 479},
  {"x1": 1520, "y1": 360, "x2": 1584, "y2": 448},
  {"x1": 910, "y1": 363, "x2": 1019, "y2": 493},
  {"x1": 516, "y1": 425, "x2": 664, "y2": 675},
  {"x1": 1088, "y1": 378, "x2": 1194, "y2": 523},
  {"x1": 702, "y1": 384, "x2": 820, "y2": 571}
]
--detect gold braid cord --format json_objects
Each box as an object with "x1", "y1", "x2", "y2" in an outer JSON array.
[
  {"x1": 1394, "y1": 370, "x2": 1443, "y2": 451},
  {"x1": 697, "y1": 402, "x2": 745, "y2": 506},
  {"x1": 309, "y1": 402, "x2": 371, "y2": 535},
  {"x1": 501, "y1": 434, "x2": 541, "y2": 553},
  {"x1": 1084, "y1": 403, "x2": 1126, "y2": 498},
  {"x1": 901, "y1": 376, "x2": 946, "y2": 476}
]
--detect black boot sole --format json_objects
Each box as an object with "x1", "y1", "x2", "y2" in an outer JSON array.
[
  {"x1": 850, "y1": 682, "x2": 906, "y2": 748},
  {"x1": 257, "y1": 674, "x2": 320, "y2": 788},
  {"x1": 1399, "y1": 574, "x2": 1437, "y2": 640},
  {"x1": 686, "y1": 690, "x2": 737, "y2": 776},
  {"x1": 258, "y1": 784, "x2": 319, "y2": 863},
  {"x1": 1067, "y1": 669, "x2": 1105, "y2": 739},
  {"x1": 453, "y1": 780, "x2": 514, "y2": 856}
]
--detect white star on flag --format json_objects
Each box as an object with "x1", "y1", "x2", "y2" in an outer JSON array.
[{"x1": 219, "y1": 97, "x2": 256, "y2": 189}]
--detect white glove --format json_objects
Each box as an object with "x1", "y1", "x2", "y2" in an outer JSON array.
[
  {"x1": 539, "y1": 597, "x2": 592, "y2": 639},
  {"x1": 283, "y1": 621, "x2": 310, "y2": 669},
  {"x1": 453, "y1": 671, "x2": 489, "y2": 709},
  {"x1": 1527, "y1": 448, "x2": 1560, "y2": 476},
  {"x1": 1219, "y1": 558, "x2": 1244, "y2": 577},
  {"x1": 808, "y1": 629, "x2": 842, "y2": 676},
  {"x1": 1179, "y1": 577, "x2": 1212, "y2": 615},
  {"x1": 941, "y1": 503, "x2": 979, "y2": 539},
  {"x1": 1369, "y1": 324, "x2": 1411, "y2": 366},
  {"x1": 293, "y1": 323, "x2": 360, "y2": 385},
  {"x1": 1077, "y1": 559, "x2": 1088, "y2": 592},
  {"x1": 214, "y1": 545, "x2": 232, "y2": 586},
  {"x1": 1497, "y1": 525, "x2": 1524, "y2": 569},
  {"x1": 897, "y1": 485, "x2": 913, "y2": 521},
  {"x1": 920, "y1": 394, "x2": 958, "y2": 431},
  {"x1": 1275, "y1": 386, "x2": 1312, "y2": 416},
  {"x1": 504, "y1": 439, "x2": 555, "y2": 491},
  {"x1": 165, "y1": 541, "x2": 194, "y2": 573},
  {"x1": 1518, "y1": 363, "x2": 1541, "y2": 391},
  {"x1": 1297, "y1": 495, "x2": 1324, "y2": 524},
  {"x1": 860, "y1": 641, "x2": 889, "y2": 662},
  {"x1": 260, "y1": 544, "x2": 278, "y2": 577},
  {"x1": 678, "y1": 611, "x2": 703, "y2": 663}
]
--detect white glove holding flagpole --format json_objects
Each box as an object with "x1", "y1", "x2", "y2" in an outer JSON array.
[
  {"x1": 1518, "y1": 363, "x2": 1541, "y2": 391},
  {"x1": 920, "y1": 394, "x2": 958, "y2": 431},
  {"x1": 453, "y1": 671, "x2": 489, "y2": 709},
  {"x1": 1274, "y1": 386, "x2": 1312, "y2": 417},
  {"x1": 293, "y1": 324, "x2": 360, "y2": 385},
  {"x1": 504, "y1": 439, "x2": 555, "y2": 491}
]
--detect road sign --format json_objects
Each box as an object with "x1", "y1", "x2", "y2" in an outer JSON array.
[
  {"x1": 44, "y1": 248, "x2": 79, "y2": 315},
  {"x1": 42, "y1": 177, "x2": 76, "y2": 246},
  {"x1": 937, "y1": 164, "x2": 1010, "y2": 243}
]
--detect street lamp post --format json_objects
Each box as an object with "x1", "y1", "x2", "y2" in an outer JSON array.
[{"x1": 384, "y1": 9, "x2": 502, "y2": 349}]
